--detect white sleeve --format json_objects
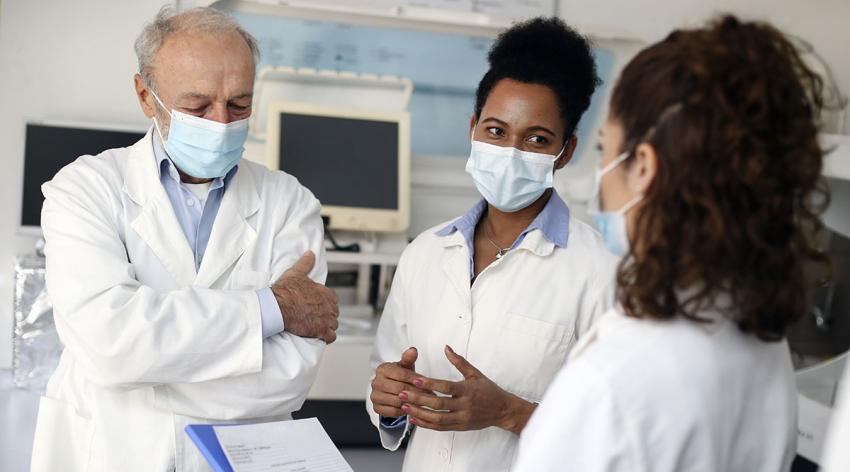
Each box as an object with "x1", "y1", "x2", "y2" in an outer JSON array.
[
  {"x1": 576, "y1": 251, "x2": 617, "y2": 339},
  {"x1": 822, "y1": 361, "x2": 850, "y2": 472},
  {"x1": 365, "y1": 245, "x2": 415, "y2": 451},
  {"x1": 151, "y1": 184, "x2": 328, "y2": 420},
  {"x1": 42, "y1": 161, "x2": 264, "y2": 389},
  {"x1": 513, "y1": 359, "x2": 639, "y2": 472}
]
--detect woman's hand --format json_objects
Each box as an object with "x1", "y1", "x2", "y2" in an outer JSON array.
[
  {"x1": 399, "y1": 345, "x2": 536, "y2": 435},
  {"x1": 370, "y1": 347, "x2": 432, "y2": 419}
]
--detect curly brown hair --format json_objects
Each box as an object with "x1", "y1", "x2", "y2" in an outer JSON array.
[{"x1": 610, "y1": 15, "x2": 831, "y2": 341}]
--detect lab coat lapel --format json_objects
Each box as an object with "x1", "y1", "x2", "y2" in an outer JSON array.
[
  {"x1": 123, "y1": 130, "x2": 197, "y2": 287},
  {"x1": 439, "y1": 232, "x2": 472, "y2": 304},
  {"x1": 193, "y1": 166, "x2": 260, "y2": 288}
]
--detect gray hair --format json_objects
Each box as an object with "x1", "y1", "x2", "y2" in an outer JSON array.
[{"x1": 134, "y1": 6, "x2": 260, "y2": 90}]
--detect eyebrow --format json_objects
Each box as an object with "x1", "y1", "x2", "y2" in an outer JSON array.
[
  {"x1": 177, "y1": 92, "x2": 253, "y2": 102},
  {"x1": 481, "y1": 117, "x2": 556, "y2": 137}
]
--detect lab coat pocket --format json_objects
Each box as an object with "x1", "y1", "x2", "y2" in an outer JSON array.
[
  {"x1": 31, "y1": 396, "x2": 94, "y2": 472},
  {"x1": 496, "y1": 313, "x2": 573, "y2": 401},
  {"x1": 230, "y1": 270, "x2": 273, "y2": 290}
]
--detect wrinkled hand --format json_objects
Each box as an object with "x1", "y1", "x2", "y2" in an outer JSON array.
[
  {"x1": 271, "y1": 251, "x2": 339, "y2": 344},
  {"x1": 399, "y1": 345, "x2": 536, "y2": 435},
  {"x1": 371, "y1": 347, "x2": 433, "y2": 418}
]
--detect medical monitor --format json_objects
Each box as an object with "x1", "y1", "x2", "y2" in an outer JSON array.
[
  {"x1": 266, "y1": 101, "x2": 411, "y2": 232},
  {"x1": 20, "y1": 122, "x2": 145, "y2": 232}
]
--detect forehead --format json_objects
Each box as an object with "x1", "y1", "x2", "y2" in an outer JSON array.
[
  {"x1": 480, "y1": 79, "x2": 564, "y2": 130},
  {"x1": 153, "y1": 30, "x2": 255, "y2": 97}
]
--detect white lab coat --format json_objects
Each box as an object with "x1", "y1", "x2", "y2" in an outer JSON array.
[
  {"x1": 514, "y1": 305, "x2": 798, "y2": 472},
  {"x1": 367, "y1": 217, "x2": 616, "y2": 472},
  {"x1": 30, "y1": 130, "x2": 327, "y2": 472},
  {"x1": 821, "y1": 358, "x2": 850, "y2": 471}
]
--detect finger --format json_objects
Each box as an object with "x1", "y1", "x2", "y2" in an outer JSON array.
[
  {"x1": 373, "y1": 377, "x2": 419, "y2": 396},
  {"x1": 445, "y1": 345, "x2": 480, "y2": 379},
  {"x1": 400, "y1": 389, "x2": 455, "y2": 411},
  {"x1": 286, "y1": 251, "x2": 316, "y2": 276},
  {"x1": 328, "y1": 317, "x2": 339, "y2": 331},
  {"x1": 399, "y1": 347, "x2": 418, "y2": 369},
  {"x1": 414, "y1": 376, "x2": 461, "y2": 396},
  {"x1": 402, "y1": 403, "x2": 460, "y2": 428},
  {"x1": 322, "y1": 330, "x2": 337, "y2": 344},
  {"x1": 380, "y1": 362, "x2": 420, "y2": 385},
  {"x1": 373, "y1": 404, "x2": 405, "y2": 419},
  {"x1": 371, "y1": 390, "x2": 403, "y2": 408}
]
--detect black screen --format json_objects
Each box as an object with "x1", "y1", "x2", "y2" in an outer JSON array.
[
  {"x1": 21, "y1": 124, "x2": 145, "y2": 227},
  {"x1": 277, "y1": 113, "x2": 399, "y2": 210}
]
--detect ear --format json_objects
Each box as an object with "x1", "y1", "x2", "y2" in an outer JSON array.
[
  {"x1": 554, "y1": 135, "x2": 578, "y2": 170},
  {"x1": 468, "y1": 114, "x2": 478, "y2": 142},
  {"x1": 134, "y1": 74, "x2": 155, "y2": 119},
  {"x1": 628, "y1": 142, "x2": 658, "y2": 194}
]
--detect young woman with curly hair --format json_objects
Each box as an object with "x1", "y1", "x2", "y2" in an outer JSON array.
[{"x1": 514, "y1": 15, "x2": 830, "y2": 472}]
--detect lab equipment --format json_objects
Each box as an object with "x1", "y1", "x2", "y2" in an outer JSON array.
[
  {"x1": 12, "y1": 251, "x2": 59, "y2": 392},
  {"x1": 265, "y1": 101, "x2": 411, "y2": 232},
  {"x1": 19, "y1": 122, "x2": 145, "y2": 233}
]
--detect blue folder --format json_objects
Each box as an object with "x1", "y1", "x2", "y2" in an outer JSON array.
[{"x1": 184, "y1": 424, "x2": 234, "y2": 472}]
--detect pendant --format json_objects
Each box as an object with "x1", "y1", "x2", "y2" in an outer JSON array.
[{"x1": 496, "y1": 249, "x2": 507, "y2": 259}]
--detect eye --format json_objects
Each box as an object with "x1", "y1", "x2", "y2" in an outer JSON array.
[
  {"x1": 596, "y1": 142, "x2": 603, "y2": 152},
  {"x1": 527, "y1": 135, "x2": 548, "y2": 145},
  {"x1": 229, "y1": 103, "x2": 251, "y2": 113},
  {"x1": 182, "y1": 106, "x2": 206, "y2": 115},
  {"x1": 486, "y1": 127, "x2": 504, "y2": 137}
]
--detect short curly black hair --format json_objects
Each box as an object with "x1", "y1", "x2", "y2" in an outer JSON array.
[{"x1": 474, "y1": 17, "x2": 600, "y2": 138}]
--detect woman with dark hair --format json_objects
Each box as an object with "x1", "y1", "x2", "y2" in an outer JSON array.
[
  {"x1": 514, "y1": 15, "x2": 830, "y2": 472},
  {"x1": 366, "y1": 17, "x2": 615, "y2": 471}
]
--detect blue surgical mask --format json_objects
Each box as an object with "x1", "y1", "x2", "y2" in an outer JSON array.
[
  {"x1": 588, "y1": 151, "x2": 643, "y2": 256},
  {"x1": 465, "y1": 129, "x2": 566, "y2": 213},
  {"x1": 150, "y1": 90, "x2": 248, "y2": 179}
]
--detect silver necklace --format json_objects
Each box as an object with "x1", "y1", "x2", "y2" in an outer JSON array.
[{"x1": 483, "y1": 222, "x2": 512, "y2": 259}]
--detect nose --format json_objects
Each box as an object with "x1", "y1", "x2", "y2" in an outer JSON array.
[{"x1": 205, "y1": 103, "x2": 232, "y2": 124}]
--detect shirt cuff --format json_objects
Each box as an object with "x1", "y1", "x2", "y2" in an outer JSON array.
[
  {"x1": 380, "y1": 416, "x2": 408, "y2": 430},
  {"x1": 257, "y1": 288, "x2": 284, "y2": 338}
]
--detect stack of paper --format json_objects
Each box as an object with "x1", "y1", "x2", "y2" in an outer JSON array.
[{"x1": 186, "y1": 417, "x2": 354, "y2": 472}]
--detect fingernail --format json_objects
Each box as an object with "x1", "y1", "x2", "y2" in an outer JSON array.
[
  {"x1": 401, "y1": 404, "x2": 411, "y2": 413},
  {"x1": 399, "y1": 391, "x2": 409, "y2": 401},
  {"x1": 445, "y1": 345, "x2": 454, "y2": 354},
  {"x1": 413, "y1": 378, "x2": 423, "y2": 388}
]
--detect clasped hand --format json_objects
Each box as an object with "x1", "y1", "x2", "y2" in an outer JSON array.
[{"x1": 371, "y1": 345, "x2": 535, "y2": 435}]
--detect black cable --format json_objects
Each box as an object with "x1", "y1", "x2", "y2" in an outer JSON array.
[{"x1": 323, "y1": 216, "x2": 361, "y2": 252}]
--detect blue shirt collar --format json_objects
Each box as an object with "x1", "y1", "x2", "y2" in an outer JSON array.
[
  {"x1": 435, "y1": 190, "x2": 570, "y2": 249},
  {"x1": 151, "y1": 128, "x2": 237, "y2": 190}
]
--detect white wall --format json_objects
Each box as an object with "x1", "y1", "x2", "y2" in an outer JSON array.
[
  {"x1": 0, "y1": 0, "x2": 170, "y2": 368},
  {"x1": 559, "y1": 0, "x2": 850, "y2": 134}
]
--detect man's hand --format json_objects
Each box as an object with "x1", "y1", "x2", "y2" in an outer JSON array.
[
  {"x1": 271, "y1": 251, "x2": 339, "y2": 344},
  {"x1": 399, "y1": 345, "x2": 536, "y2": 435},
  {"x1": 371, "y1": 347, "x2": 432, "y2": 418}
]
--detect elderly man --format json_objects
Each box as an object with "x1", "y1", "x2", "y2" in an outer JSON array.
[{"x1": 29, "y1": 7, "x2": 338, "y2": 472}]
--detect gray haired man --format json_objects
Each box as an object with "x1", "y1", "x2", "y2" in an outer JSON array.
[{"x1": 30, "y1": 7, "x2": 337, "y2": 471}]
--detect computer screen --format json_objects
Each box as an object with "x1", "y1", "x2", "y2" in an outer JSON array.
[
  {"x1": 21, "y1": 123, "x2": 145, "y2": 228},
  {"x1": 277, "y1": 113, "x2": 399, "y2": 210},
  {"x1": 266, "y1": 102, "x2": 410, "y2": 232}
]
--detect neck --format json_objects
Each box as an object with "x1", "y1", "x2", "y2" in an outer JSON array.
[
  {"x1": 177, "y1": 168, "x2": 213, "y2": 184},
  {"x1": 483, "y1": 189, "x2": 552, "y2": 244}
]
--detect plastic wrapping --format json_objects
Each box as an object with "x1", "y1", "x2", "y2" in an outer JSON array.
[{"x1": 12, "y1": 253, "x2": 62, "y2": 392}]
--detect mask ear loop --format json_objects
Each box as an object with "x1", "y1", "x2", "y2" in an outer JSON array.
[{"x1": 149, "y1": 89, "x2": 172, "y2": 145}]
